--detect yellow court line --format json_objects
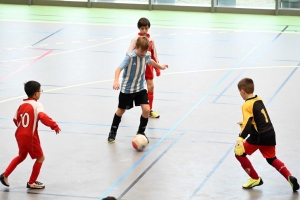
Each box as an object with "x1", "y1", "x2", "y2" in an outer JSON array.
[
  {"x1": 0, "y1": 19, "x2": 299, "y2": 35},
  {"x1": 0, "y1": 32, "x2": 135, "y2": 63},
  {"x1": 0, "y1": 65, "x2": 299, "y2": 104}
]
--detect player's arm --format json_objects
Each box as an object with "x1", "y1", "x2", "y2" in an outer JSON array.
[
  {"x1": 152, "y1": 39, "x2": 161, "y2": 76},
  {"x1": 149, "y1": 60, "x2": 168, "y2": 70},
  {"x1": 113, "y1": 55, "x2": 130, "y2": 90},
  {"x1": 113, "y1": 67, "x2": 122, "y2": 90},
  {"x1": 37, "y1": 103, "x2": 60, "y2": 134},
  {"x1": 234, "y1": 105, "x2": 253, "y2": 156},
  {"x1": 126, "y1": 38, "x2": 137, "y2": 54},
  {"x1": 38, "y1": 112, "x2": 60, "y2": 134}
]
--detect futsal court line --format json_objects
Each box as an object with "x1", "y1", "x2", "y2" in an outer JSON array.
[
  {"x1": 0, "y1": 50, "x2": 52, "y2": 82},
  {"x1": 213, "y1": 25, "x2": 287, "y2": 103},
  {"x1": 0, "y1": 32, "x2": 135, "y2": 63},
  {"x1": 98, "y1": 43, "x2": 260, "y2": 199},
  {"x1": 1, "y1": 65, "x2": 300, "y2": 104},
  {"x1": 188, "y1": 144, "x2": 235, "y2": 199},
  {"x1": 1, "y1": 18, "x2": 300, "y2": 35}
]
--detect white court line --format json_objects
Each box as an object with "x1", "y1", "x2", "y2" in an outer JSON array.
[{"x1": 0, "y1": 65, "x2": 299, "y2": 104}]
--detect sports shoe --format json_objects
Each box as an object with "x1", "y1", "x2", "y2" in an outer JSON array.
[
  {"x1": 288, "y1": 175, "x2": 300, "y2": 192},
  {"x1": 108, "y1": 130, "x2": 117, "y2": 144},
  {"x1": 149, "y1": 110, "x2": 160, "y2": 118},
  {"x1": 242, "y1": 177, "x2": 263, "y2": 189},
  {"x1": 0, "y1": 173, "x2": 9, "y2": 187},
  {"x1": 27, "y1": 181, "x2": 45, "y2": 189},
  {"x1": 137, "y1": 132, "x2": 149, "y2": 143}
]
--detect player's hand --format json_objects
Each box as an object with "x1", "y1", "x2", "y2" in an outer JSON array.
[
  {"x1": 234, "y1": 137, "x2": 245, "y2": 156},
  {"x1": 113, "y1": 81, "x2": 120, "y2": 90},
  {"x1": 55, "y1": 128, "x2": 61, "y2": 135},
  {"x1": 160, "y1": 64, "x2": 168, "y2": 70},
  {"x1": 237, "y1": 122, "x2": 243, "y2": 128}
]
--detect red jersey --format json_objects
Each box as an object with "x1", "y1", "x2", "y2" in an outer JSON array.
[{"x1": 13, "y1": 98, "x2": 59, "y2": 158}]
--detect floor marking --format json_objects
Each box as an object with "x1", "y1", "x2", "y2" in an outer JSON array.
[
  {"x1": 99, "y1": 44, "x2": 260, "y2": 199},
  {"x1": 1, "y1": 19, "x2": 298, "y2": 35},
  {"x1": 56, "y1": 42, "x2": 64, "y2": 44},
  {"x1": 0, "y1": 50, "x2": 52, "y2": 83},
  {"x1": 0, "y1": 65, "x2": 299, "y2": 104},
  {"x1": 72, "y1": 40, "x2": 80, "y2": 43},
  {"x1": 39, "y1": 44, "x2": 48, "y2": 46},
  {"x1": 0, "y1": 79, "x2": 113, "y2": 104},
  {"x1": 0, "y1": 32, "x2": 135, "y2": 63}
]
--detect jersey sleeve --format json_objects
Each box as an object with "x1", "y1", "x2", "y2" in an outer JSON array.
[
  {"x1": 38, "y1": 112, "x2": 59, "y2": 131},
  {"x1": 127, "y1": 37, "x2": 137, "y2": 53},
  {"x1": 151, "y1": 39, "x2": 160, "y2": 74},
  {"x1": 119, "y1": 55, "x2": 131, "y2": 69},
  {"x1": 239, "y1": 103, "x2": 254, "y2": 139}
]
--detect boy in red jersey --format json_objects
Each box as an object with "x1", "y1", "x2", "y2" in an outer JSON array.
[
  {"x1": 127, "y1": 17, "x2": 161, "y2": 118},
  {"x1": 0, "y1": 81, "x2": 61, "y2": 189},
  {"x1": 234, "y1": 78, "x2": 299, "y2": 191}
]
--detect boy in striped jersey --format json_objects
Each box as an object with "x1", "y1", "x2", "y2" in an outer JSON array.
[
  {"x1": 108, "y1": 36, "x2": 168, "y2": 144},
  {"x1": 127, "y1": 18, "x2": 161, "y2": 118},
  {"x1": 0, "y1": 81, "x2": 61, "y2": 189},
  {"x1": 234, "y1": 78, "x2": 299, "y2": 191}
]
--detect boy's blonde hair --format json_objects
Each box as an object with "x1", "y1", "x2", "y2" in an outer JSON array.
[
  {"x1": 238, "y1": 78, "x2": 254, "y2": 94},
  {"x1": 136, "y1": 36, "x2": 149, "y2": 51}
]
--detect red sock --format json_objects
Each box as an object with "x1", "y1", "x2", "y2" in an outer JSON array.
[
  {"x1": 29, "y1": 162, "x2": 43, "y2": 184},
  {"x1": 148, "y1": 92, "x2": 154, "y2": 110},
  {"x1": 272, "y1": 159, "x2": 291, "y2": 180},
  {"x1": 4, "y1": 155, "x2": 27, "y2": 177},
  {"x1": 236, "y1": 155, "x2": 259, "y2": 179}
]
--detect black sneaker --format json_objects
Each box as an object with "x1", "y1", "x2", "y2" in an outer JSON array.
[
  {"x1": 108, "y1": 130, "x2": 117, "y2": 144},
  {"x1": 288, "y1": 176, "x2": 300, "y2": 192},
  {"x1": 137, "y1": 132, "x2": 149, "y2": 143},
  {"x1": 27, "y1": 181, "x2": 45, "y2": 189},
  {"x1": 0, "y1": 173, "x2": 9, "y2": 187}
]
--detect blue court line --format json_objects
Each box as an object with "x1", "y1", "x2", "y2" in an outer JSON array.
[
  {"x1": 98, "y1": 43, "x2": 261, "y2": 199},
  {"x1": 267, "y1": 67, "x2": 298, "y2": 106},
  {"x1": 213, "y1": 25, "x2": 287, "y2": 104},
  {"x1": 213, "y1": 68, "x2": 247, "y2": 103},
  {"x1": 189, "y1": 144, "x2": 235, "y2": 200}
]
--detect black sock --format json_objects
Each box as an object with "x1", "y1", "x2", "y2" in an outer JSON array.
[
  {"x1": 111, "y1": 113, "x2": 121, "y2": 132},
  {"x1": 138, "y1": 115, "x2": 148, "y2": 133}
]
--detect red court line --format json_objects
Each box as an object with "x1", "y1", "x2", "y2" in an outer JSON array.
[{"x1": 0, "y1": 50, "x2": 52, "y2": 82}]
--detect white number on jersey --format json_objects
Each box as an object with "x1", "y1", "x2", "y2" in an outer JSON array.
[{"x1": 20, "y1": 113, "x2": 30, "y2": 128}]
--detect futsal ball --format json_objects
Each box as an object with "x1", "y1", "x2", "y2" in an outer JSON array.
[{"x1": 132, "y1": 134, "x2": 148, "y2": 151}]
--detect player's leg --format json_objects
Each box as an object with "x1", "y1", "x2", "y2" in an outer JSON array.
[
  {"x1": 235, "y1": 141, "x2": 263, "y2": 189},
  {"x1": 27, "y1": 155, "x2": 45, "y2": 189},
  {"x1": 262, "y1": 146, "x2": 300, "y2": 191},
  {"x1": 145, "y1": 65, "x2": 159, "y2": 118},
  {"x1": 108, "y1": 92, "x2": 131, "y2": 143},
  {"x1": 136, "y1": 90, "x2": 150, "y2": 143},
  {"x1": 0, "y1": 152, "x2": 27, "y2": 187}
]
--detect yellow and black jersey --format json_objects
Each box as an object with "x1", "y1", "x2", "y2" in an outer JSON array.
[{"x1": 239, "y1": 95, "x2": 276, "y2": 146}]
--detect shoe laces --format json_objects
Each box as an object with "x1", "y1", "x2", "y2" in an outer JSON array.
[{"x1": 34, "y1": 181, "x2": 43, "y2": 185}]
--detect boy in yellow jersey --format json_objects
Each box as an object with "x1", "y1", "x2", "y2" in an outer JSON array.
[{"x1": 234, "y1": 78, "x2": 299, "y2": 191}]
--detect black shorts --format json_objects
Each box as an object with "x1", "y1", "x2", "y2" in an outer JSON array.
[{"x1": 118, "y1": 89, "x2": 149, "y2": 110}]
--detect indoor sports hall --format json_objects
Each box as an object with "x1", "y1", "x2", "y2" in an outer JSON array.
[{"x1": 0, "y1": 2, "x2": 300, "y2": 200}]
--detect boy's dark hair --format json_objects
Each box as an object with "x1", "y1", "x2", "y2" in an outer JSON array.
[
  {"x1": 238, "y1": 78, "x2": 254, "y2": 94},
  {"x1": 136, "y1": 36, "x2": 149, "y2": 51},
  {"x1": 137, "y1": 17, "x2": 150, "y2": 28},
  {"x1": 24, "y1": 80, "x2": 41, "y2": 97},
  {"x1": 102, "y1": 197, "x2": 117, "y2": 200}
]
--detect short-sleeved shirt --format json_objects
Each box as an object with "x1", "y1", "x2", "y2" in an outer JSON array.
[{"x1": 119, "y1": 50, "x2": 152, "y2": 94}]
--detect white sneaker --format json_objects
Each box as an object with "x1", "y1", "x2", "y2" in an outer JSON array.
[
  {"x1": 27, "y1": 181, "x2": 45, "y2": 189},
  {"x1": 0, "y1": 173, "x2": 9, "y2": 187}
]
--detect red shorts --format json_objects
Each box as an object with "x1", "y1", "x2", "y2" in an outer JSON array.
[
  {"x1": 145, "y1": 64, "x2": 154, "y2": 80},
  {"x1": 16, "y1": 135, "x2": 44, "y2": 159},
  {"x1": 244, "y1": 141, "x2": 276, "y2": 158}
]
